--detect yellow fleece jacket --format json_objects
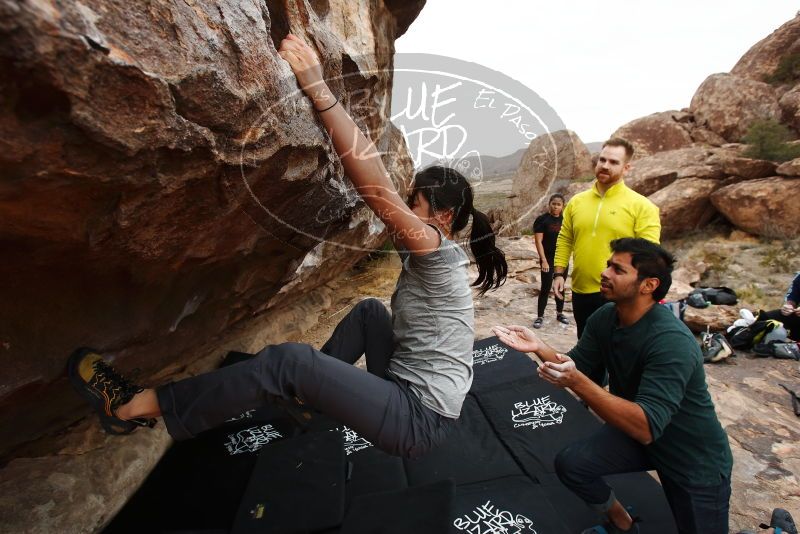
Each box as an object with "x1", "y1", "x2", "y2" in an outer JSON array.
[{"x1": 554, "y1": 180, "x2": 661, "y2": 294}]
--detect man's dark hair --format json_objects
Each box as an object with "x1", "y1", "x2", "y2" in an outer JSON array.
[
  {"x1": 602, "y1": 137, "x2": 634, "y2": 161},
  {"x1": 610, "y1": 238, "x2": 675, "y2": 301}
]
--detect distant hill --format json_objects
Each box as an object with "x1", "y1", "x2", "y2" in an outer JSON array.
[
  {"x1": 434, "y1": 140, "x2": 601, "y2": 182},
  {"x1": 585, "y1": 141, "x2": 603, "y2": 153},
  {"x1": 456, "y1": 148, "x2": 526, "y2": 181}
]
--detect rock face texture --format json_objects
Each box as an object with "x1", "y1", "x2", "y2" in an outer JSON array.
[
  {"x1": 690, "y1": 73, "x2": 781, "y2": 142},
  {"x1": 0, "y1": 0, "x2": 421, "y2": 458},
  {"x1": 710, "y1": 177, "x2": 800, "y2": 238},
  {"x1": 777, "y1": 156, "x2": 800, "y2": 176},
  {"x1": 648, "y1": 178, "x2": 721, "y2": 238},
  {"x1": 625, "y1": 146, "x2": 720, "y2": 197},
  {"x1": 731, "y1": 14, "x2": 800, "y2": 82},
  {"x1": 610, "y1": 110, "x2": 694, "y2": 159},
  {"x1": 503, "y1": 130, "x2": 592, "y2": 232},
  {"x1": 779, "y1": 86, "x2": 800, "y2": 131}
]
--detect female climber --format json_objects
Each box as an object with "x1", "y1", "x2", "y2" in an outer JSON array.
[{"x1": 68, "y1": 34, "x2": 507, "y2": 458}]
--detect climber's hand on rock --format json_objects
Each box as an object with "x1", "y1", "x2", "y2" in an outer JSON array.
[{"x1": 278, "y1": 34, "x2": 332, "y2": 108}]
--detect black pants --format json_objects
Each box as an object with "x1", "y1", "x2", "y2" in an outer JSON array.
[
  {"x1": 761, "y1": 309, "x2": 800, "y2": 341},
  {"x1": 572, "y1": 291, "x2": 607, "y2": 339},
  {"x1": 156, "y1": 298, "x2": 455, "y2": 459},
  {"x1": 538, "y1": 261, "x2": 566, "y2": 318},
  {"x1": 554, "y1": 425, "x2": 731, "y2": 534},
  {"x1": 572, "y1": 292, "x2": 608, "y2": 385}
]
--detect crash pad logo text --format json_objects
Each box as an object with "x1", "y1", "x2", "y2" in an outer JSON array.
[
  {"x1": 224, "y1": 424, "x2": 283, "y2": 455},
  {"x1": 511, "y1": 395, "x2": 566, "y2": 430},
  {"x1": 331, "y1": 425, "x2": 373, "y2": 455},
  {"x1": 453, "y1": 500, "x2": 537, "y2": 533},
  {"x1": 473, "y1": 344, "x2": 508, "y2": 366}
]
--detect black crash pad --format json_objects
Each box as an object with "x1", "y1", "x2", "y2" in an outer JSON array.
[{"x1": 106, "y1": 340, "x2": 677, "y2": 534}]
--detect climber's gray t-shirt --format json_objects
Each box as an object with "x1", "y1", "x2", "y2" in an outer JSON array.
[{"x1": 387, "y1": 231, "x2": 474, "y2": 418}]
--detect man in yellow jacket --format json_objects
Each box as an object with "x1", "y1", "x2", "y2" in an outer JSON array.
[{"x1": 553, "y1": 138, "x2": 661, "y2": 344}]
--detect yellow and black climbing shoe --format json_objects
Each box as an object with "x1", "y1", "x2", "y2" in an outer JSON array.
[{"x1": 67, "y1": 347, "x2": 156, "y2": 435}]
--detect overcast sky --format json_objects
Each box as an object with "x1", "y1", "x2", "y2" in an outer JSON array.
[{"x1": 394, "y1": 1, "x2": 799, "y2": 152}]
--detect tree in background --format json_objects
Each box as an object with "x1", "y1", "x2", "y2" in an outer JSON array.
[
  {"x1": 764, "y1": 52, "x2": 800, "y2": 85},
  {"x1": 742, "y1": 118, "x2": 800, "y2": 161}
]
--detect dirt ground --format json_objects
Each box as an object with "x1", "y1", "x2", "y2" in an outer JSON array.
[{"x1": 294, "y1": 230, "x2": 800, "y2": 532}]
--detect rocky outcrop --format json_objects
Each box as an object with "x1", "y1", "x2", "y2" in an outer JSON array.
[
  {"x1": 620, "y1": 144, "x2": 782, "y2": 238},
  {"x1": 729, "y1": 13, "x2": 800, "y2": 136},
  {"x1": 610, "y1": 110, "x2": 694, "y2": 159},
  {"x1": 544, "y1": 13, "x2": 800, "y2": 244},
  {"x1": 0, "y1": 421, "x2": 172, "y2": 534},
  {"x1": 776, "y1": 156, "x2": 800, "y2": 176},
  {"x1": 682, "y1": 304, "x2": 740, "y2": 334},
  {"x1": 779, "y1": 85, "x2": 800, "y2": 131},
  {"x1": 690, "y1": 73, "x2": 782, "y2": 142},
  {"x1": 506, "y1": 130, "x2": 592, "y2": 231},
  {"x1": 731, "y1": 14, "x2": 800, "y2": 82},
  {"x1": 690, "y1": 127, "x2": 728, "y2": 146},
  {"x1": 648, "y1": 178, "x2": 721, "y2": 238},
  {"x1": 625, "y1": 146, "x2": 724, "y2": 196},
  {"x1": 706, "y1": 151, "x2": 778, "y2": 179},
  {"x1": 0, "y1": 0, "x2": 421, "y2": 459},
  {"x1": 710, "y1": 177, "x2": 800, "y2": 238}
]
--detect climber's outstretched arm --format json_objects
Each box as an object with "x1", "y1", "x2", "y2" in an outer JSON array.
[{"x1": 278, "y1": 34, "x2": 439, "y2": 254}]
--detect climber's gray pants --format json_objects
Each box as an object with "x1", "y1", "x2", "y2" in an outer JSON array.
[{"x1": 157, "y1": 298, "x2": 455, "y2": 459}]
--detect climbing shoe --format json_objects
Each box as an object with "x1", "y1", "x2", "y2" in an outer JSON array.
[
  {"x1": 581, "y1": 518, "x2": 640, "y2": 534},
  {"x1": 556, "y1": 313, "x2": 570, "y2": 325},
  {"x1": 581, "y1": 507, "x2": 641, "y2": 534},
  {"x1": 533, "y1": 317, "x2": 544, "y2": 329},
  {"x1": 67, "y1": 347, "x2": 156, "y2": 434},
  {"x1": 760, "y1": 508, "x2": 798, "y2": 534},
  {"x1": 702, "y1": 332, "x2": 734, "y2": 363}
]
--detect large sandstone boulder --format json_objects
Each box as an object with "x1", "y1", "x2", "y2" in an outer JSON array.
[
  {"x1": 690, "y1": 127, "x2": 728, "y2": 146},
  {"x1": 508, "y1": 129, "x2": 592, "y2": 230},
  {"x1": 705, "y1": 152, "x2": 777, "y2": 179},
  {"x1": 683, "y1": 305, "x2": 740, "y2": 334},
  {"x1": 648, "y1": 178, "x2": 722, "y2": 238},
  {"x1": 710, "y1": 177, "x2": 800, "y2": 237},
  {"x1": 0, "y1": 0, "x2": 421, "y2": 459},
  {"x1": 731, "y1": 14, "x2": 800, "y2": 82},
  {"x1": 778, "y1": 84, "x2": 800, "y2": 131},
  {"x1": 625, "y1": 147, "x2": 725, "y2": 196},
  {"x1": 610, "y1": 110, "x2": 694, "y2": 159},
  {"x1": 776, "y1": 156, "x2": 800, "y2": 176},
  {"x1": 690, "y1": 73, "x2": 781, "y2": 142}
]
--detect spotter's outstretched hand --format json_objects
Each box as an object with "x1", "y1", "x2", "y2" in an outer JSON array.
[{"x1": 492, "y1": 325, "x2": 542, "y2": 354}]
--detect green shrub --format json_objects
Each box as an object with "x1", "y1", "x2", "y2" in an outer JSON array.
[
  {"x1": 764, "y1": 52, "x2": 800, "y2": 85},
  {"x1": 741, "y1": 118, "x2": 800, "y2": 162}
]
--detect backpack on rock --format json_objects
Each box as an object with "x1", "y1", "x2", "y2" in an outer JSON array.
[{"x1": 727, "y1": 319, "x2": 784, "y2": 350}]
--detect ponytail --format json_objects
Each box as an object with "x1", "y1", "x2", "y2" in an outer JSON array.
[
  {"x1": 411, "y1": 165, "x2": 508, "y2": 295},
  {"x1": 468, "y1": 207, "x2": 507, "y2": 295}
]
